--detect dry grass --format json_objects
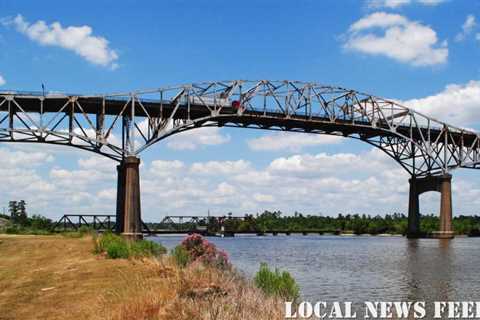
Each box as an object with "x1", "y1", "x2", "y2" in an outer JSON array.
[{"x1": 0, "y1": 235, "x2": 284, "y2": 320}]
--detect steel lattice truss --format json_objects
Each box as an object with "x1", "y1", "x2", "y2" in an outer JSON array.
[{"x1": 1, "y1": 80, "x2": 479, "y2": 177}]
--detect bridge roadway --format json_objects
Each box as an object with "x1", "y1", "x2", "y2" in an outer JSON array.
[{"x1": 5, "y1": 94, "x2": 478, "y2": 147}]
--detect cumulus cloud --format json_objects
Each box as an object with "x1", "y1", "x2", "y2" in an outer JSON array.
[
  {"x1": 455, "y1": 15, "x2": 477, "y2": 42},
  {"x1": 417, "y1": 0, "x2": 445, "y2": 5},
  {"x1": 0, "y1": 74, "x2": 5, "y2": 86},
  {"x1": 402, "y1": 80, "x2": 480, "y2": 128},
  {"x1": 247, "y1": 132, "x2": 343, "y2": 152},
  {"x1": 344, "y1": 12, "x2": 448, "y2": 66},
  {"x1": 3, "y1": 14, "x2": 118, "y2": 69},
  {"x1": 367, "y1": 0, "x2": 445, "y2": 8},
  {"x1": 165, "y1": 127, "x2": 230, "y2": 150},
  {"x1": 149, "y1": 160, "x2": 185, "y2": 177},
  {"x1": 368, "y1": 0, "x2": 411, "y2": 9},
  {"x1": 190, "y1": 160, "x2": 251, "y2": 175}
]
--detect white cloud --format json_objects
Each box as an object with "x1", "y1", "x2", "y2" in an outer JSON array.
[
  {"x1": 191, "y1": 160, "x2": 251, "y2": 175},
  {"x1": 367, "y1": 0, "x2": 445, "y2": 8},
  {"x1": 78, "y1": 155, "x2": 115, "y2": 172},
  {"x1": 247, "y1": 132, "x2": 343, "y2": 152},
  {"x1": 403, "y1": 80, "x2": 480, "y2": 128},
  {"x1": 344, "y1": 12, "x2": 448, "y2": 66},
  {"x1": 253, "y1": 193, "x2": 275, "y2": 203},
  {"x1": 368, "y1": 0, "x2": 411, "y2": 9},
  {"x1": 216, "y1": 182, "x2": 236, "y2": 196},
  {"x1": 455, "y1": 15, "x2": 477, "y2": 42},
  {"x1": 4, "y1": 14, "x2": 118, "y2": 69},
  {"x1": 0, "y1": 147, "x2": 54, "y2": 166},
  {"x1": 97, "y1": 188, "x2": 116, "y2": 200},
  {"x1": 149, "y1": 160, "x2": 185, "y2": 177},
  {"x1": 0, "y1": 74, "x2": 5, "y2": 86},
  {"x1": 417, "y1": 0, "x2": 445, "y2": 5},
  {"x1": 165, "y1": 127, "x2": 230, "y2": 150}
]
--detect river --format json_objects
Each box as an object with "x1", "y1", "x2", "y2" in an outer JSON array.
[{"x1": 152, "y1": 235, "x2": 480, "y2": 312}]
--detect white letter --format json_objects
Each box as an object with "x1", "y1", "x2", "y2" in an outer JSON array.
[
  {"x1": 314, "y1": 302, "x2": 327, "y2": 319},
  {"x1": 393, "y1": 302, "x2": 412, "y2": 318},
  {"x1": 285, "y1": 301, "x2": 297, "y2": 318},
  {"x1": 434, "y1": 302, "x2": 447, "y2": 318},
  {"x1": 330, "y1": 302, "x2": 343, "y2": 318},
  {"x1": 365, "y1": 302, "x2": 379, "y2": 318},
  {"x1": 413, "y1": 301, "x2": 426, "y2": 319},
  {"x1": 299, "y1": 302, "x2": 313, "y2": 318},
  {"x1": 462, "y1": 302, "x2": 475, "y2": 319},
  {"x1": 344, "y1": 302, "x2": 357, "y2": 319},
  {"x1": 448, "y1": 302, "x2": 461, "y2": 318},
  {"x1": 380, "y1": 302, "x2": 393, "y2": 318}
]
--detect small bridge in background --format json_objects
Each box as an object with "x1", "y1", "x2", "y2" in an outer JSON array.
[{"x1": 52, "y1": 214, "x2": 339, "y2": 237}]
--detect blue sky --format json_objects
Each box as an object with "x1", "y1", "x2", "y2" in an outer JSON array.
[{"x1": 0, "y1": 0, "x2": 480, "y2": 220}]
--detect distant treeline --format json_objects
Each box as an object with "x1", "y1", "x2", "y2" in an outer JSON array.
[{"x1": 149, "y1": 211, "x2": 480, "y2": 236}]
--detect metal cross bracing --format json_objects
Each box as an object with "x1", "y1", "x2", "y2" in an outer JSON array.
[
  {"x1": 159, "y1": 215, "x2": 244, "y2": 230},
  {"x1": 1, "y1": 80, "x2": 480, "y2": 176}
]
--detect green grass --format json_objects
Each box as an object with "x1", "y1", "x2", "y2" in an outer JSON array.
[
  {"x1": 254, "y1": 262, "x2": 300, "y2": 302},
  {"x1": 171, "y1": 245, "x2": 191, "y2": 267},
  {"x1": 3, "y1": 225, "x2": 53, "y2": 235},
  {"x1": 93, "y1": 232, "x2": 166, "y2": 259}
]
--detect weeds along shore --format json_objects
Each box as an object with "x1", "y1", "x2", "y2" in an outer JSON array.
[{"x1": 0, "y1": 232, "x2": 295, "y2": 320}]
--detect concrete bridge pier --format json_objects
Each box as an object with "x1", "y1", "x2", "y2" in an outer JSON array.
[
  {"x1": 115, "y1": 156, "x2": 143, "y2": 240},
  {"x1": 407, "y1": 174, "x2": 454, "y2": 239}
]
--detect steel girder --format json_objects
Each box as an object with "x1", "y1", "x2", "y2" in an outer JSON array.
[{"x1": 1, "y1": 80, "x2": 479, "y2": 177}]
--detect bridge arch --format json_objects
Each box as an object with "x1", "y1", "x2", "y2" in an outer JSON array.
[{"x1": 2, "y1": 80, "x2": 479, "y2": 239}]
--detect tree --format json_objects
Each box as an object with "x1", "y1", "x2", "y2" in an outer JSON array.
[
  {"x1": 8, "y1": 201, "x2": 18, "y2": 223},
  {"x1": 17, "y1": 200, "x2": 27, "y2": 225},
  {"x1": 8, "y1": 200, "x2": 28, "y2": 226}
]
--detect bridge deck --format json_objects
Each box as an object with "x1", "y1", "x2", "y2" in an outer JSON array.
[{"x1": 1, "y1": 96, "x2": 475, "y2": 146}]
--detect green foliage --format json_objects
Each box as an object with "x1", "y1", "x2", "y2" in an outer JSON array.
[
  {"x1": 94, "y1": 232, "x2": 166, "y2": 259},
  {"x1": 0, "y1": 213, "x2": 54, "y2": 235},
  {"x1": 152, "y1": 210, "x2": 480, "y2": 236},
  {"x1": 106, "y1": 240, "x2": 130, "y2": 259},
  {"x1": 130, "y1": 239, "x2": 167, "y2": 258},
  {"x1": 254, "y1": 263, "x2": 300, "y2": 302},
  {"x1": 171, "y1": 245, "x2": 191, "y2": 267},
  {"x1": 29, "y1": 215, "x2": 53, "y2": 230}
]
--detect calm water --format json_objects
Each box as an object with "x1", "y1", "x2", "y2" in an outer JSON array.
[{"x1": 152, "y1": 235, "x2": 480, "y2": 309}]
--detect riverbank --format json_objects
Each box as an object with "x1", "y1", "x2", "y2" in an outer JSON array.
[{"x1": 0, "y1": 235, "x2": 283, "y2": 320}]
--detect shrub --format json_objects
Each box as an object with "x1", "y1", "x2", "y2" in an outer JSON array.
[
  {"x1": 106, "y1": 240, "x2": 130, "y2": 259},
  {"x1": 93, "y1": 232, "x2": 166, "y2": 259},
  {"x1": 5, "y1": 225, "x2": 19, "y2": 234},
  {"x1": 172, "y1": 233, "x2": 230, "y2": 269},
  {"x1": 171, "y1": 245, "x2": 191, "y2": 267},
  {"x1": 130, "y1": 239, "x2": 167, "y2": 258},
  {"x1": 29, "y1": 215, "x2": 53, "y2": 230},
  {"x1": 254, "y1": 263, "x2": 300, "y2": 302}
]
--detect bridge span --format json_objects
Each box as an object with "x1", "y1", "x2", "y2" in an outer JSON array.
[{"x1": 2, "y1": 80, "x2": 480, "y2": 239}]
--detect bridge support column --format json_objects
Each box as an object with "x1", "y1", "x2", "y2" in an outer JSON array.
[
  {"x1": 407, "y1": 178, "x2": 421, "y2": 238},
  {"x1": 116, "y1": 156, "x2": 142, "y2": 240},
  {"x1": 407, "y1": 174, "x2": 454, "y2": 239},
  {"x1": 435, "y1": 175, "x2": 454, "y2": 239}
]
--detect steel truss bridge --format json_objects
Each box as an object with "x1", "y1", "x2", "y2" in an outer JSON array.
[{"x1": 2, "y1": 80, "x2": 478, "y2": 238}]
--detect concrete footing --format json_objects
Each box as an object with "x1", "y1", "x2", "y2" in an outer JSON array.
[
  {"x1": 407, "y1": 174, "x2": 454, "y2": 239},
  {"x1": 116, "y1": 156, "x2": 143, "y2": 240}
]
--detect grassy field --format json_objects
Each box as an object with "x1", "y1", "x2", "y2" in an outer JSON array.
[{"x1": 0, "y1": 235, "x2": 283, "y2": 320}]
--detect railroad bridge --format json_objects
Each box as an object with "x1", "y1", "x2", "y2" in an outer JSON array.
[{"x1": 2, "y1": 80, "x2": 479, "y2": 239}]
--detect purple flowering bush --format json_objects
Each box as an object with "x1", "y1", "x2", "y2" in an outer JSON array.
[{"x1": 172, "y1": 233, "x2": 231, "y2": 270}]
